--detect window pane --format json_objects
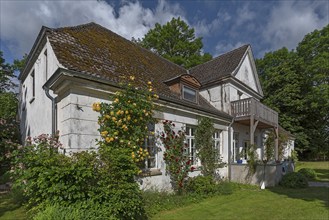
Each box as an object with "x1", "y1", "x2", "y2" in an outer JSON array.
[{"x1": 183, "y1": 86, "x2": 196, "y2": 102}]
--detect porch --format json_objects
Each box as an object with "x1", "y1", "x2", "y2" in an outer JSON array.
[{"x1": 231, "y1": 98, "x2": 279, "y2": 160}]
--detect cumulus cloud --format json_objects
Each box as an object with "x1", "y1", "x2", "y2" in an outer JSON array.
[
  {"x1": 0, "y1": 0, "x2": 185, "y2": 58},
  {"x1": 194, "y1": 10, "x2": 231, "y2": 37},
  {"x1": 263, "y1": 0, "x2": 328, "y2": 51}
]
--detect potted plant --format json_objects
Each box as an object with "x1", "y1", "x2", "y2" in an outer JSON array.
[{"x1": 237, "y1": 150, "x2": 243, "y2": 164}]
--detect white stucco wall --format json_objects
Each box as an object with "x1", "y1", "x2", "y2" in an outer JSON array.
[
  {"x1": 53, "y1": 80, "x2": 231, "y2": 190},
  {"x1": 199, "y1": 84, "x2": 231, "y2": 114},
  {"x1": 234, "y1": 54, "x2": 258, "y2": 92},
  {"x1": 20, "y1": 40, "x2": 63, "y2": 142}
]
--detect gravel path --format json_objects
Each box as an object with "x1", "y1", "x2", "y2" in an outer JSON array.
[{"x1": 308, "y1": 181, "x2": 329, "y2": 187}]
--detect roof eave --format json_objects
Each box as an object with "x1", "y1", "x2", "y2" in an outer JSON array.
[{"x1": 19, "y1": 26, "x2": 50, "y2": 81}]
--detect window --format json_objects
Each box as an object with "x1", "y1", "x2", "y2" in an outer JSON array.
[
  {"x1": 30, "y1": 70, "x2": 35, "y2": 103},
  {"x1": 144, "y1": 123, "x2": 156, "y2": 169},
  {"x1": 44, "y1": 50, "x2": 48, "y2": 80},
  {"x1": 213, "y1": 130, "x2": 221, "y2": 158},
  {"x1": 182, "y1": 86, "x2": 197, "y2": 102},
  {"x1": 185, "y1": 126, "x2": 196, "y2": 165}
]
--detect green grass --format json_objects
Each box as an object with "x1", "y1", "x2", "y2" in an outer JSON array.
[
  {"x1": 296, "y1": 161, "x2": 329, "y2": 182},
  {"x1": 0, "y1": 193, "x2": 27, "y2": 220},
  {"x1": 152, "y1": 187, "x2": 329, "y2": 220}
]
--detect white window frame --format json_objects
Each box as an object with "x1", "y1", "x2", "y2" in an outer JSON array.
[
  {"x1": 185, "y1": 126, "x2": 197, "y2": 166},
  {"x1": 29, "y1": 70, "x2": 35, "y2": 103},
  {"x1": 182, "y1": 85, "x2": 197, "y2": 103},
  {"x1": 144, "y1": 123, "x2": 157, "y2": 169},
  {"x1": 213, "y1": 130, "x2": 221, "y2": 160}
]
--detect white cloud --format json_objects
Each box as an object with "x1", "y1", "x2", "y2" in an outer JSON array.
[
  {"x1": 235, "y1": 4, "x2": 255, "y2": 26},
  {"x1": 263, "y1": 0, "x2": 328, "y2": 51},
  {"x1": 214, "y1": 42, "x2": 245, "y2": 57},
  {"x1": 0, "y1": 0, "x2": 185, "y2": 58},
  {"x1": 194, "y1": 10, "x2": 231, "y2": 37}
]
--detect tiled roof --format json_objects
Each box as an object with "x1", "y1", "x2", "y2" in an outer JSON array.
[
  {"x1": 189, "y1": 45, "x2": 249, "y2": 85},
  {"x1": 46, "y1": 22, "x2": 231, "y2": 119}
]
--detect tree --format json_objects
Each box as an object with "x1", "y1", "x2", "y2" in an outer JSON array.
[
  {"x1": 0, "y1": 51, "x2": 26, "y2": 175},
  {"x1": 134, "y1": 17, "x2": 212, "y2": 68},
  {"x1": 256, "y1": 25, "x2": 329, "y2": 159},
  {"x1": 0, "y1": 51, "x2": 16, "y2": 93},
  {"x1": 296, "y1": 25, "x2": 329, "y2": 159}
]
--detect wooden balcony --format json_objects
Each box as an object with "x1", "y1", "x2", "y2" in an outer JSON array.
[{"x1": 231, "y1": 98, "x2": 278, "y2": 128}]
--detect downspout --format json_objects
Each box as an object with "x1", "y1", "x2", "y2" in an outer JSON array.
[
  {"x1": 227, "y1": 117, "x2": 235, "y2": 181},
  {"x1": 43, "y1": 86, "x2": 56, "y2": 137}
]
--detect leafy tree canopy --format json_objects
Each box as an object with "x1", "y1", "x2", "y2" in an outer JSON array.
[
  {"x1": 256, "y1": 24, "x2": 329, "y2": 159},
  {"x1": 134, "y1": 17, "x2": 212, "y2": 68}
]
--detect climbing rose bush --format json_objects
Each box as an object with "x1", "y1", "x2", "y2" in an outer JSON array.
[
  {"x1": 92, "y1": 75, "x2": 158, "y2": 218},
  {"x1": 160, "y1": 120, "x2": 191, "y2": 193}
]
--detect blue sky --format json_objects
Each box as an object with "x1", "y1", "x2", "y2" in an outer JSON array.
[{"x1": 1, "y1": 0, "x2": 328, "y2": 64}]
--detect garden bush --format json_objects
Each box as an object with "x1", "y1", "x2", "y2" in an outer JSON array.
[
  {"x1": 12, "y1": 76, "x2": 158, "y2": 219},
  {"x1": 33, "y1": 202, "x2": 117, "y2": 220},
  {"x1": 280, "y1": 172, "x2": 308, "y2": 188},
  {"x1": 185, "y1": 175, "x2": 217, "y2": 195},
  {"x1": 298, "y1": 168, "x2": 317, "y2": 180}
]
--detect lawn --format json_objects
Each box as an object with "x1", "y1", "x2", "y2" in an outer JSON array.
[
  {"x1": 296, "y1": 161, "x2": 329, "y2": 182},
  {"x1": 0, "y1": 193, "x2": 27, "y2": 220},
  {"x1": 152, "y1": 187, "x2": 329, "y2": 220}
]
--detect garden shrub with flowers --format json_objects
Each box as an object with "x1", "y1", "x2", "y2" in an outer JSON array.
[
  {"x1": 0, "y1": 118, "x2": 20, "y2": 176},
  {"x1": 160, "y1": 120, "x2": 191, "y2": 194},
  {"x1": 91, "y1": 75, "x2": 158, "y2": 219},
  {"x1": 195, "y1": 117, "x2": 225, "y2": 178},
  {"x1": 11, "y1": 76, "x2": 158, "y2": 219}
]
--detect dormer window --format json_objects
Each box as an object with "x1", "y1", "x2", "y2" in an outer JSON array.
[
  {"x1": 182, "y1": 85, "x2": 197, "y2": 102},
  {"x1": 164, "y1": 74, "x2": 201, "y2": 104}
]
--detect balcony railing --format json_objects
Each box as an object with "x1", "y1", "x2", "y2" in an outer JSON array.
[{"x1": 231, "y1": 98, "x2": 278, "y2": 126}]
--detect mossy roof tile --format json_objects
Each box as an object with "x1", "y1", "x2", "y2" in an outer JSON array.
[
  {"x1": 46, "y1": 22, "x2": 232, "y2": 119},
  {"x1": 189, "y1": 45, "x2": 249, "y2": 85}
]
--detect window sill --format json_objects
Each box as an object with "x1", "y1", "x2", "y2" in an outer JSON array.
[
  {"x1": 29, "y1": 97, "x2": 35, "y2": 104},
  {"x1": 139, "y1": 168, "x2": 162, "y2": 177}
]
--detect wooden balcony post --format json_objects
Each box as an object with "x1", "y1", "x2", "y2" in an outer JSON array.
[{"x1": 250, "y1": 115, "x2": 254, "y2": 146}]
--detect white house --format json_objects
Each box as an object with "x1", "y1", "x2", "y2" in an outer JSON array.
[{"x1": 19, "y1": 22, "x2": 294, "y2": 189}]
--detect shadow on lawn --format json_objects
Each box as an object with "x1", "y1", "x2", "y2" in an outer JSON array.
[
  {"x1": 314, "y1": 169, "x2": 329, "y2": 181},
  {"x1": 0, "y1": 193, "x2": 23, "y2": 218},
  {"x1": 268, "y1": 186, "x2": 329, "y2": 208}
]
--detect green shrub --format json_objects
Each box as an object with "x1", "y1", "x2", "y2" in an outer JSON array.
[
  {"x1": 185, "y1": 176, "x2": 217, "y2": 195},
  {"x1": 298, "y1": 168, "x2": 317, "y2": 180},
  {"x1": 33, "y1": 202, "x2": 117, "y2": 220},
  {"x1": 280, "y1": 172, "x2": 308, "y2": 188}
]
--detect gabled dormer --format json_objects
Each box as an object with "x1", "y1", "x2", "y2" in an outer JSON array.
[{"x1": 164, "y1": 74, "x2": 201, "y2": 103}]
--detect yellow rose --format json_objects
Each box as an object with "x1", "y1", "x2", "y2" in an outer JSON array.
[
  {"x1": 105, "y1": 137, "x2": 111, "y2": 143},
  {"x1": 127, "y1": 116, "x2": 131, "y2": 121},
  {"x1": 101, "y1": 130, "x2": 108, "y2": 136},
  {"x1": 92, "y1": 102, "x2": 101, "y2": 112},
  {"x1": 110, "y1": 111, "x2": 114, "y2": 116},
  {"x1": 105, "y1": 115, "x2": 110, "y2": 119},
  {"x1": 114, "y1": 98, "x2": 119, "y2": 103},
  {"x1": 112, "y1": 117, "x2": 117, "y2": 122},
  {"x1": 125, "y1": 110, "x2": 129, "y2": 114},
  {"x1": 130, "y1": 76, "x2": 135, "y2": 81},
  {"x1": 147, "y1": 81, "x2": 152, "y2": 85}
]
